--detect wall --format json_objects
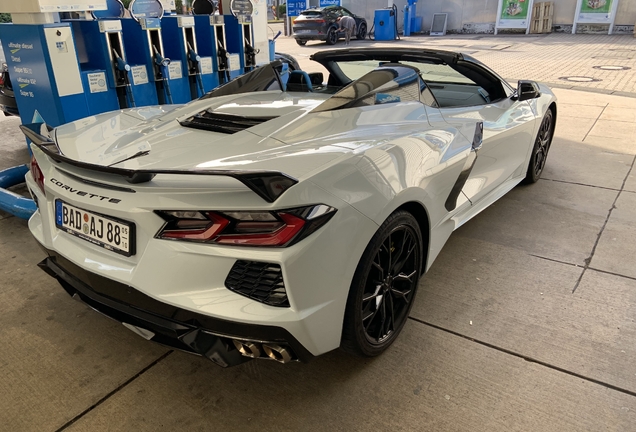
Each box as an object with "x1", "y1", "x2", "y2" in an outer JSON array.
[{"x1": 342, "y1": 0, "x2": 636, "y2": 33}]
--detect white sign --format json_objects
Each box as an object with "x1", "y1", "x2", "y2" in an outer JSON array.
[
  {"x1": 131, "y1": 65, "x2": 149, "y2": 85},
  {"x1": 572, "y1": 0, "x2": 621, "y2": 34},
  {"x1": 199, "y1": 57, "x2": 213, "y2": 75},
  {"x1": 98, "y1": 20, "x2": 122, "y2": 33},
  {"x1": 168, "y1": 61, "x2": 183, "y2": 80},
  {"x1": 87, "y1": 72, "x2": 108, "y2": 93}
]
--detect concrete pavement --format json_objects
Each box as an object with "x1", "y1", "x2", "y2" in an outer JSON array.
[{"x1": 1, "y1": 34, "x2": 636, "y2": 431}]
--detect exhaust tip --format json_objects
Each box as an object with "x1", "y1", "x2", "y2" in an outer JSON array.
[
  {"x1": 263, "y1": 344, "x2": 293, "y2": 364},
  {"x1": 232, "y1": 339, "x2": 262, "y2": 358}
]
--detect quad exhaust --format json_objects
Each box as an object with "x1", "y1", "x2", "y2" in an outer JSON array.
[
  {"x1": 263, "y1": 344, "x2": 293, "y2": 364},
  {"x1": 231, "y1": 340, "x2": 295, "y2": 364},
  {"x1": 232, "y1": 339, "x2": 262, "y2": 358}
]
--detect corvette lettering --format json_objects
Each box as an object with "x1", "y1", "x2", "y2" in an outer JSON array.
[{"x1": 50, "y1": 178, "x2": 121, "y2": 204}]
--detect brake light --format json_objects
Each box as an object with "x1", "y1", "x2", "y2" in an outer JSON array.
[
  {"x1": 0, "y1": 74, "x2": 4, "y2": 86},
  {"x1": 30, "y1": 155, "x2": 45, "y2": 195},
  {"x1": 156, "y1": 205, "x2": 336, "y2": 247}
]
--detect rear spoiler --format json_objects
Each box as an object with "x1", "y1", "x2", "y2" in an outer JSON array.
[{"x1": 20, "y1": 123, "x2": 297, "y2": 203}]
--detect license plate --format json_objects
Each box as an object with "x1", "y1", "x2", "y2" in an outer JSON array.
[
  {"x1": 55, "y1": 200, "x2": 135, "y2": 256},
  {"x1": 295, "y1": 29, "x2": 311, "y2": 34}
]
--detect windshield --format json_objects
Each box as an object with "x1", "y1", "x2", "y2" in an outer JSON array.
[{"x1": 313, "y1": 64, "x2": 422, "y2": 112}]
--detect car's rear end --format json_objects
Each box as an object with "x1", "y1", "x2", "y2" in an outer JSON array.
[
  {"x1": 292, "y1": 9, "x2": 332, "y2": 44},
  {"x1": 23, "y1": 114, "x2": 379, "y2": 367}
]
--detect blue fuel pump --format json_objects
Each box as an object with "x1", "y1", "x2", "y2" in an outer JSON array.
[
  {"x1": 224, "y1": 14, "x2": 257, "y2": 76},
  {"x1": 194, "y1": 15, "x2": 233, "y2": 86},
  {"x1": 0, "y1": 23, "x2": 91, "y2": 127},
  {"x1": 161, "y1": 15, "x2": 217, "y2": 100},
  {"x1": 403, "y1": 0, "x2": 421, "y2": 36},
  {"x1": 373, "y1": 6, "x2": 399, "y2": 41},
  {"x1": 69, "y1": 19, "x2": 142, "y2": 114}
]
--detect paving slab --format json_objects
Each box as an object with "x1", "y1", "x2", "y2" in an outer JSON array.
[
  {"x1": 0, "y1": 217, "x2": 169, "y2": 432},
  {"x1": 590, "y1": 191, "x2": 636, "y2": 279},
  {"x1": 451, "y1": 179, "x2": 616, "y2": 266},
  {"x1": 65, "y1": 322, "x2": 636, "y2": 432},
  {"x1": 543, "y1": 137, "x2": 634, "y2": 190},
  {"x1": 557, "y1": 102, "x2": 606, "y2": 120},
  {"x1": 587, "y1": 119, "x2": 636, "y2": 141},
  {"x1": 553, "y1": 115, "x2": 596, "y2": 142},
  {"x1": 413, "y1": 235, "x2": 636, "y2": 392}
]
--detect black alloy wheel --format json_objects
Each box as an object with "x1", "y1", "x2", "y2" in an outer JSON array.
[
  {"x1": 524, "y1": 108, "x2": 555, "y2": 184},
  {"x1": 357, "y1": 23, "x2": 367, "y2": 40},
  {"x1": 296, "y1": 39, "x2": 307, "y2": 46},
  {"x1": 341, "y1": 211, "x2": 422, "y2": 357},
  {"x1": 325, "y1": 27, "x2": 338, "y2": 45}
]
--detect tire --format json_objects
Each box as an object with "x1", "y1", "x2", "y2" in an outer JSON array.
[
  {"x1": 523, "y1": 107, "x2": 555, "y2": 184},
  {"x1": 341, "y1": 210, "x2": 423, "y2": 357},
  {"x1": 325, "y1": 27, "x2": 338, "y2": 45},
  {"x1": 295, "y1": 39, "x2": 307, "y2": 46},
  {"x1": 357, "y1": 23, "x2": 367, "y2": 40}
]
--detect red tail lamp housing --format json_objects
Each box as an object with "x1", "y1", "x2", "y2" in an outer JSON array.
[
  {"x1": 155, "y1": 205, "x2": 336, "y2": 247},
  {"x1": 30, "y1": 155, "x2": 45, "y2": 195}
]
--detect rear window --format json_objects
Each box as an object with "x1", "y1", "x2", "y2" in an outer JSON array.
[
  {"x1": 334, "y1": 60, "x2": 475, "y2": 86},
  {"x1": 300, "y1": 10, "x2": 323, "y2": 16}
]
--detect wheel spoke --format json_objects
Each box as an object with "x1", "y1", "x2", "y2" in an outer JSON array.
[
  {"x1": 394, "y1": 270, "x2": 417, "y2": 283},
  {"x1": 363, "y1": 284, "x2": 383, "y2": 302},
  {"x1": 371, "y1": 253, "x2": 384, "y2": 279},
  {"x1": 393, "y1": 239, "x2": 415, "y2": 275},
  {"x1": 391, "y1": 287, "x2": 412, "y2": 303}
]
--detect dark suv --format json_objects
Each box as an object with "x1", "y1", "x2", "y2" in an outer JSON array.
[
  {"x1": 0, "y1": 62, "x2": 18, "y2": 117},
  {"x1": 293, "y1": 6, "x2": 367, "y2": 46}
]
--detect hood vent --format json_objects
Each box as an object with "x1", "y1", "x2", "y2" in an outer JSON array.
[{"x1": 179, "y1": 111, "x2": 278, "y2": 134}]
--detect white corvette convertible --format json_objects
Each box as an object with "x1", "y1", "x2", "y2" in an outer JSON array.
[{"x1": 23, "y1": 48, "x2": 556, "y2": 367}]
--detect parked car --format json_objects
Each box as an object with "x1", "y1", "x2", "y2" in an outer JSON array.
[
  {"x1": 24, "y1": 48, "x2": 556, "y2": 367},
  {"x1": 293, "y1": 5, "x2": 367, "y2": 46},
  {"x1": 0, "y1": 42, "x2": 18, "y2": 117}
]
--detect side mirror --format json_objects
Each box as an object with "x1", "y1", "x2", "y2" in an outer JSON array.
[{"x1": 517, "y1": 80, "x2": 541, "y2": 101}]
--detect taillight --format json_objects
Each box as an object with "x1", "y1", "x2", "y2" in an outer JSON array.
[
  {"x1": 30, "y1": 155, "x2": 45, "y2": 195},
  {"x1": 0, "y1": 73, "x2": 4, "y2": 86},
  {"x1": 156, "y1": 205, "x2": 336, "y2": 247}
]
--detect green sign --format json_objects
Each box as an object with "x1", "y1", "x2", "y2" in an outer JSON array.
[
  {"x1": 496, "y1": 0, "x2": 532, "y2": 31},
  {"x1": 499, "y1": 0, "x2": 531, "y2": 20},
  {"x1": 580, "y1": 0, "x2": 613, "y2": 14}
]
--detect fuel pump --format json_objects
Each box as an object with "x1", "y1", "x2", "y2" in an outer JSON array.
[
  {"x1": 161, "y1": 15, "x2": 215, "y2": 100},
  {"x1": 193, "y1": 0, "x2": 235, "y2": 88},
  {"x1": 224, "y1": 14, "x2": 258, "y2": 74},
  {"x1": 69, "y1": 19, "x2": 140, "y2": 113}
]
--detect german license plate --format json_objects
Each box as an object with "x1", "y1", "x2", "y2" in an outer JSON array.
[
  {"x1": 295, "y1": 29, "x2": 311, "y2": 34},
  {"x1": 55, "y1": 200, "x2": 135, "y2": 256}
]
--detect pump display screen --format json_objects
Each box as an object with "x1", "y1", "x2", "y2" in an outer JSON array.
[{"x1": 129, "y1": 0, "x2": 164, "y2": 21}]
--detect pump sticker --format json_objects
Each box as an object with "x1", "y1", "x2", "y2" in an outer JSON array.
[
  {"x1": 228, "y1": 54, "x2": 241, "y2": 72},
  {"x1": 199, "y1": 57, "x2": 213, "y2": 75},
  {"x1": 131, "y1": 65, "x2": 149, "y2": 85},
  {"x1": 168, "y1": 61, "x2": 183, "y2": 80},
  {"x1": 88, "y1": 72, "x2": 108, "y2": 93}
]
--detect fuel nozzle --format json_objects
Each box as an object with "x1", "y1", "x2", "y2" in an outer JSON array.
[
  {"x1": 187, "y1": 41, "x2": 201, "y2": 64},
  {"x1": 153, "y1": 45, "x2": 171, "y2": 68},
  {"x1": 113, "y1": 49, "x2": 131, "y2": 72}
]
